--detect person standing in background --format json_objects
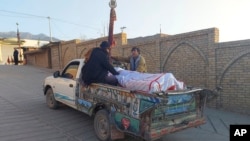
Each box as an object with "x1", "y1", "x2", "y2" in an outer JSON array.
[{"x1": 13, "y1": 48, "x2": 19, "y2": 65}]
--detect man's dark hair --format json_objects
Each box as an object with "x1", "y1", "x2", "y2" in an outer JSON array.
[
  {"x1": 100, "y1": 41, "x2": 110, "y2": 49},
  {"x1": 131, "y1": 47, "x2": 140, "y2": 54}
]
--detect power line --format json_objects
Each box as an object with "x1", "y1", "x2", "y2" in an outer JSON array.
[
  {"x1": 51, "y1": 17, "x2": 99, "y2": 31},
  {"x1": 0, "y1": 9, "x2": 103, "y2": 40},
  {"x1": 0, "y1": 9, "x2": 46, "y2": 18},
  {"x1": 0, "y1": 9, "x2": 99, "y2": 31},
  {"x1": 50, "y1": 21, "x2": 69, "y2": 39}
]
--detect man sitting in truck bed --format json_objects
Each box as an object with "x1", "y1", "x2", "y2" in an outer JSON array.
[{"x1": 81, "y1": 41, "x2": 119, "y2": 86}]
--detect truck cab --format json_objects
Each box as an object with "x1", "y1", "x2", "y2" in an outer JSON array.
[{"x1": 44, "y1": 59, "x2": 82, "y2": 109}]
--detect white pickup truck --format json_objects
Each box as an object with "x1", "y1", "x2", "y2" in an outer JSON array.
[{"x1": 43, "y1": 59, "x2": 214, "y2": 141}]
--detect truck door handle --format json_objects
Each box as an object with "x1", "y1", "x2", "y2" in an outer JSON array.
[{"x1": 69, "y1": 84, "x2": 73, "y2": 87}]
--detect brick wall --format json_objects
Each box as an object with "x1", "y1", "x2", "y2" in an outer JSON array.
[
  {"x1": 25, "y1": 49, "x2": 49, "y2": 68},
  {"x1": 50, "y1": 44, "x2": 60, "y2": 70},
  {"x1": 31, "y1": 28, "x2": 250, "y2": 115},
  {"x1": 215, "y1": 40, "x2": 250, "y2": 114}
]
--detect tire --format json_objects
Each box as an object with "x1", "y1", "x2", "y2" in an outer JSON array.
[
  {"x1": 94, "y1": 110, "x2": 111, "y2": 141},
  {"x1": 46, "y1": 88, "x2": 58, "y2": 109}
]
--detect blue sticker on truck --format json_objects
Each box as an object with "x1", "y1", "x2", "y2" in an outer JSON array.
[{"x1": 54, "y1": 93, "x2": 74, "y2": 101}]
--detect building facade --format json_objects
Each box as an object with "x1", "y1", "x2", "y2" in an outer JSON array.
[{"x1": 0, "y1": 38, "x2": 49, "y2": 65}]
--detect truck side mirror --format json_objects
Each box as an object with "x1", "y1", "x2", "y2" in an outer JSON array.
[{"x1": 53, "y1": 71, "x2": 60, "y2": 78}]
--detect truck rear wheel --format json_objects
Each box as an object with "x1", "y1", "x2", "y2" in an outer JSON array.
[
  {"x1": 46, "y1": 88, "x2": 58, "y2": 109},
  {"x1": 94, "y1": 110, "x2": 111, "y2": 141}
]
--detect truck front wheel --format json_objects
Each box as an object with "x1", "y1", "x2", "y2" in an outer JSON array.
[
  {"x1": 46, "y1": 88, "x2": 58, "y2": 109},
  {"x1": 94, "y1": 110, "x2": 111, "y2": 141}
]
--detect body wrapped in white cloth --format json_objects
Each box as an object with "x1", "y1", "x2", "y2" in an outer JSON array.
[{"x1": 114, "y1": 68, "x2": 185, "y2": 94}]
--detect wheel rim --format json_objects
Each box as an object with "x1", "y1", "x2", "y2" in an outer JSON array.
[
  {"x1": 48, "y1": 94, "x2": 54, "y2": 106},
  {"x1": 47, "y1": 90, "x2": 54, "y2": 107},
  {"x1": 96, "y1": 114, "x2": 109, "y2": 139}
]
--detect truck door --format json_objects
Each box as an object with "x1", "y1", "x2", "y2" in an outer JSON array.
[{"x1": 53, "y1": 61, "x2": 80, "y2": 108}]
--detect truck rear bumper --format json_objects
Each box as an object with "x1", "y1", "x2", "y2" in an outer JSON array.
[{"x1": 148, "y1": 118, "x2": 206, "y2": 141}]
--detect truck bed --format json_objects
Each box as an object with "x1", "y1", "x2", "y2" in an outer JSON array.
[{"x1": 77, "y1": 83, "x2": 206, "y2": 141}]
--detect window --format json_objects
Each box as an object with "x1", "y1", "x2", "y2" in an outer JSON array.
[{"x1": 62, "y1": 61, "x2": 80, "y2": 79}]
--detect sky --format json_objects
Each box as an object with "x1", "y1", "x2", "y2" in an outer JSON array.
[{"x1": 0, "y1": 0, "x2": 250, "y2": 42}]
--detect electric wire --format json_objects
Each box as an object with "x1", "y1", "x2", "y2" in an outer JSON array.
[
  {"x1": 0, "y1": 9, "x2": 100, "y2": 40},
  {"x1": 0, "y1": 9, "x2": 99, "y2": 30}
]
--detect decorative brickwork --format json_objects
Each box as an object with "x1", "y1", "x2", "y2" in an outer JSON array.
[
  {"x1": 215, "y1": 41, "x2": 250, "y2": 114},
  {"x1": 25, "y1": 28, "x2": 250, "y2": 115}
]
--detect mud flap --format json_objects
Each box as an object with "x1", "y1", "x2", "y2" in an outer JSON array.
[{"x1": 111, "y1": 125, "x2": 125, "y2": 140}]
